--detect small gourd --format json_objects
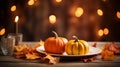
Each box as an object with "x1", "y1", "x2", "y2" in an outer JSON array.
[{"x1": 65, "y1": 36, "x2": 89, "y2": 55}]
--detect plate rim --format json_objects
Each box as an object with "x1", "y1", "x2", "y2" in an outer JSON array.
[{"x1": 36, "y1": 46, "x2": 102, "y2": 57}]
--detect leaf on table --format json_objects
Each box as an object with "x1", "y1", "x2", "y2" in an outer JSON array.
[
  {"x1": 14, "y1": 42, "x2": 60, "y2": 64},
  {"x1": 14, "y1": 44, "x2": 29, "y2": 52},
  {"x1": 26, "y1": 53, "x2": 41, "y2": 60},
  {"x1": 14, "y1": 49, "x2": 28, "y2": 59},
  {"x1": 15, "y1": 53, "x2": 26, "y2": 59},
  {"x1": 92, "y1": 43, "x2": 97, "y2": 48},
  {"x1": 101, "y1": 49, "x2": 115, "y2": 60},
  {"x1": 41, "y1": 54, "x2": 60, "y2": 64},
  {"x1": 83, "y1": 58, "x2": 95, "y2": 62},
  {"x1": 103, "y1": 43, "x2": 120, "y2": 54},
  {"x1": 33, "y1": 40, "x2": 44, "y2": 49}
]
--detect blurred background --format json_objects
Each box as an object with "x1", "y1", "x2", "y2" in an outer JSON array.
[{"x1": 0, "y1": 0, "x2": 120, "y2": 41}]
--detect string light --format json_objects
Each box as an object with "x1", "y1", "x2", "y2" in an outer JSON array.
[
  {"x1": 11, "y1": 5, "x2": 16, "y2": 12},
  {"x1": 75, "y1": 7, "x2": 84, "y2": 17},
  {"x1": 0, "y1": 28, "x2": 5, "y2": 35},
  {"x1": 116, "y1": 11, "x2": 120, "y2": 19},
  {"x1": 102, "y1": 0, "x2": 107, "y2": 2},
  {"x1": 103, "y1": 28, "x2": 109, "y2": 35},
  {"x1": 28, "y1": 0, "x2": 34, "y2": 6},
  {"x1": 97, "y1": 9, "x2": 103, "y2": 16},
  {"x1": 49, "y1": 15, "x2": 56, "y2": 24},
  {"x1": 98, "y1": 29, "x2": 103, "y2": 37},
  {"x1": 55, "y1": 0, "x2": 62, "y2": 3}
]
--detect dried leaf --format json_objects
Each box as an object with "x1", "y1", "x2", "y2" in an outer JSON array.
[
  {"x1": 42, "y1": 54, "x2": 60, "y2": 64},
  {"x1": 14, "y1": 44, "x2": 29, "y2": 52},
  {"x1": 83, "y1": 58, "x2": 95, "y2": 62},
  {"x1": 101, "y1": 50, "x2": 115, "y2": 60},
  {"x1": 14, "y1": 42, "x2": 60, "y2": 64},
  {"x1": 33, "y1": 40, "x2": 44, "y2": 49},
  {"x1": 26, "y1": 53, "x2": 40, "y2": 60},
  {"x1": 92, "y1": 43, "x2": 97, "y2": 48}
]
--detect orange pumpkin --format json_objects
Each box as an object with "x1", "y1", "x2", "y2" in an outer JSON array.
[{"x1": 44, "y1": 31, "x2": 68, "y2": 54}]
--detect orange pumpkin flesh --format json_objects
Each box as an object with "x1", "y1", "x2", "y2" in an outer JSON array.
[{"x1": 44, "y1": 31, "x2": 68, "y2": 54}]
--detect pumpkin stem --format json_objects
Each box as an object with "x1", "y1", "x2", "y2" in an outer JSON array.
[
  {"x1": 72, "y1": 36, "x2": 79, "y2": 42},
  {"x1": 52, "y1": 31, "x2": 58, "y2": 38}
]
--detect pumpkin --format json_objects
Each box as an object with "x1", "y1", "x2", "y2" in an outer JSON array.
[
  {"x1": 44, "y1": 31, "x2": 68, "y2": 54},
  {"x1": 65, "y1": 36, "x2": 89, "y2": 55}
]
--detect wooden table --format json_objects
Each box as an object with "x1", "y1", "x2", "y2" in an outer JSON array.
[
  {"x1": 0, "y1": 42, "x2": 120, "y2": 67},
  {"x1": 0, "y1": 56, "x2": 120, "y2": 67}
]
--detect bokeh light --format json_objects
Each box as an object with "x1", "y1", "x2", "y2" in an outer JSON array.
[
  {"x1": 28, "y1": 0, "x2": 34, "y2": 6},
  {"x1": 49, "y1": 15, "x2": 56, "y2": 24},
  {"x1": 116, "y1": 11, "x2": 120, "y2": 19},
  {"x1": 11, "y1": 5, "x2": 16, "y2": 12},
  {"x1": 98, "y1": 29, "x2": 103, "y2": 37},
  {"x1": 0, "y1": 28, "x2": 5, "y2": 35},
  {"x1": 97, "y1": 9, "x2": 103, "y2": 16},
  {"x1": 102, "y1": 0, "x2": 107, "y2": 2},
  {"x1": 55, "y1": 0, "x2": 62, "y2": 3},
  {"x1": 75, "y1": 7, "x2": 84, "y2": 17},
  {"x1": 103, "y1": 28, "x2": 109, "y2": 35}
]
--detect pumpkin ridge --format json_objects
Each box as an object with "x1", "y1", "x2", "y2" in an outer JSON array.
[
  {"x1": 71, "y1": 43, "x2": 74, "y2": 55},
  {"x1": 60, "y1": 38, "x2": 65, "y2": 52},
  {"x1": 65, "y1": 42, "x2": 68, "y2": 54},
  {"x1": 80, "y1": 41, "x2": 86, "y2": 54},
  {"x1": 55, "y1": 38, "x2": 59, "y2": 53},
  {"x1": 80, "y1": 40, "x2": 89, "y2": 54},
  {"x1": 58, "y1": 38, "x2": 64, "y2": 53},
  {"x1": 50, "y1": 38, "x2": 55, "y2": 53},
  {"x1": 78, "y1": 42, "x2": 85, "y2": 55},
  {"x1": 57, "y1": 38, "x2": 63, "y2": 53},
  {"x1": 77, "y1": 42, "x2": 81, "y2": 55}
]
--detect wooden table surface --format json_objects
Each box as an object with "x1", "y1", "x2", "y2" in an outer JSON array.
[
  {"x1": 0, "y1": 42, "x2": 120, "y2": 67},
  {"x1": 0, "y1": 55, "x2": 120, "y2": 67}
]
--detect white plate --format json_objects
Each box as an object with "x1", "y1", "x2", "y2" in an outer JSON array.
[{"x1": 36, "y1": 46, "x2": 102, "y2": 57}]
